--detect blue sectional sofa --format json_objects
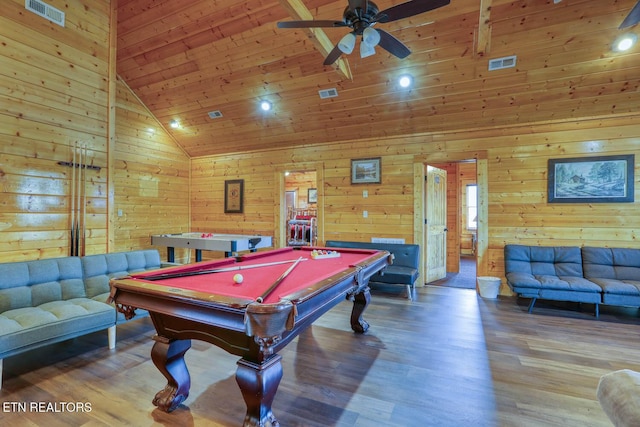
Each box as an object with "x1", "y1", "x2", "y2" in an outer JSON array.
[
  {"x1": 505, "y1": 244, "x2": 640, "y2": 318},
  {"x1": 325, "y1": 240, "x2": 420, "y2": 300},
  {"x1": 0, "y1": 249, "x2": 172, "y2": 389}
]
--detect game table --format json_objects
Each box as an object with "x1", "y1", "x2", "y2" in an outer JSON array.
[
  {"x1": 151, "y1": 232, "x2": 273, "y2": 261},
  {"x1": 109, "y1": 246, "x2": 391, "y2": 427}
]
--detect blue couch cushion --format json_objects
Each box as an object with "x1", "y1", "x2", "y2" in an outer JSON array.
[
  {"x1": 0, "y1": 257, "x2": 85, "y2": 312},
  {"x1": 373, "y1": 265, "x2": 418, "y2": 286},
  {"x1": 82, "y1": 251, "x2": 156, "y2": 299},
  {"x1": 325, "y1": 240, "x2": 419, "y2": 286},
  {"x1": 583, "y1": 247, "x2": 640, "y2": 281},
  {"x1": 505, "y1": 245, "x2": 601, "y2": 294},
  {"x1": 582, "y1": 247, "x2": 640, "y2": 300},
  {"x1": 0, "y1": 298, "x2": 114, "y2": 359},
  {"x1": 505, "y1": 245, "x2": 584, "y2": 278}
]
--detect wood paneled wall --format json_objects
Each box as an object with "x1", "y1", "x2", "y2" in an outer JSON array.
[
  {"x1": 0, "y1": 0, "x2": 112, "y2": 261},
  {"x1": 192, "y1": 115, "x2": 640, "y2": 293},
  {"x1": 0, "y1": 0, "x2": 190, "y2": 262},
  {"x1": 113, "y1": 78, "x2": 190, "y2": 256}
]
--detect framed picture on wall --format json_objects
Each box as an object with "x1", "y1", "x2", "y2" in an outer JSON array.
[
  {"x1": 308, "y1": 188, "x2": 318, "y2": 204},
  {"x1": 224, "y1": 179, "x2": 244, "y2": 213},
  {"x1": 351, "y1": 157, "x2": 381, "y2": 184},
  {"x1": 548, "y1": 154, "x2": 634, "y2": 203}
]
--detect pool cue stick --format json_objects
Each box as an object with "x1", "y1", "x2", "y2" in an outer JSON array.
[
  {"x1": 143, "y1": 258, "x2": 308, "y2": 281},
  {"x1": 75, "y1": 145, "x2": 82, "y2": 256},
  {"x1": 256, "y1": 256, "x2": 304, "y2": 303},
  {"x1": 70, "y1": 142, "x2": 76, "y2": 256},
  {"x1": 81, "y1": 144, "x2": 87, "y2": 256}
]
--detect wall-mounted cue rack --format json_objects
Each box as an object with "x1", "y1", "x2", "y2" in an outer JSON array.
[
  {"x1": 57, "y1": 161, "x2": 101, "y2": 171},
  {"x1": 60, "y1": 143, "x2": 102, "y2": 257}
]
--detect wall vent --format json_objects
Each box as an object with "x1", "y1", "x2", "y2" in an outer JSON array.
[
  {"x1": 488, "y1": 55, "x2": 517, "y2": 71},
  {"x1": 25, "y1": 0, "x2": 65, "y2": 27},
  {"x1": 319, "y1": 88, "x2": 338, "y2": 99},
  {"x1": 371, "y1": 237, "x2": 406, "y2": 244},
  {"x1": 207, "y1": 110, "x2": 223, "y2": 119}
]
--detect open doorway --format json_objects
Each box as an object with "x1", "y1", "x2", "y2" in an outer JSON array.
[
  {"x1": 284, "y1": 170, "x2": 317, "y2": 246},
  {"x1": 429, "y1": 160, "x2": 477, "y2": 289}
]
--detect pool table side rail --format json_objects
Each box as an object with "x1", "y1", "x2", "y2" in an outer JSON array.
[{"x1": 108, "y1": 277, "x2": 256, "y2": 311}]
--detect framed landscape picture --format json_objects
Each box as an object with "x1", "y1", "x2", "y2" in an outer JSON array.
[
  {"x1": 308, "y1": 188, "x2": 318, "y2": 204},
  {"x1": 548, "y1": 154, "x2": 634, "y2": 203},
  {"x1": 351, "y1": 157, "x2": 381, "y2": 184},
  {"x1": 224, "y1": 179, "x2": 244, "y2": 213}
]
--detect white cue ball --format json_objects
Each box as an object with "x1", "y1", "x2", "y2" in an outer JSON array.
[{"x1": 233, "y1": 273, "x2": 244, "y2": 284}]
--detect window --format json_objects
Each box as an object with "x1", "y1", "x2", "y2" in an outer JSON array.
[{"x1": 466, "y1": 184, "x2": 477, "y2": 230}]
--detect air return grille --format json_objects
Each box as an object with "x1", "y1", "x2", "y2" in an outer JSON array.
[
  {"x1": 488, "y1": 55, "x2": 517, "y2": 71},
  {"x1": 25, "y1": 0, "x2": 65, "y2": 27},
  {"x1": 318, "y1": 88, "x2": 338, "y2": 99}
]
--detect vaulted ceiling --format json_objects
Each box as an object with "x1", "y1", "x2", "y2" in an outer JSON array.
[{"x1": 116, "y1": 0, "x2": 640, "y2": 157}]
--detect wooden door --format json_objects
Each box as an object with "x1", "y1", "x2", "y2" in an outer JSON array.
[{"x1": 425, "y1": 165, "x2": 447, "y2": 283}]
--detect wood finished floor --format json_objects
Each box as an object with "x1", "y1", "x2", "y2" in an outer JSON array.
[{"x1": 3, "y1": 285, "x2": 639, "y2": 426}]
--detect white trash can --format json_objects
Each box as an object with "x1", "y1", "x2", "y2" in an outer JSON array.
[{"x1": 477, "y1": 276, "x2": 501, "y2": 299}]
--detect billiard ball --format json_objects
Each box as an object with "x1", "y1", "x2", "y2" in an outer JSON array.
[{"x1": 233, "y1": 273, "x2": 244, "y2": 284}]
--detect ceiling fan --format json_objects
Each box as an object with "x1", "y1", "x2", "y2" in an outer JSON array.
[
  {"x1": 620, "y1": 1, "x2": 640, "y2": 29},
  {"x1": 277, "y1": 0, "x2": 451, "y2": 65}
]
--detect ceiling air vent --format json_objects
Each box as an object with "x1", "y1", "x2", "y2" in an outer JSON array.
[
  {"x1": 488, "y1": 55, "x2": 517, "y2": 71},
  {"x1": 25, "y1": 0, "x2": 65, "y2": 27},
  {"x1": 207, "y1": 110, "x2": 223, "y2": 119},
  {"x1": 318, "y1": 88, "x2": 338, "y2": 99}
]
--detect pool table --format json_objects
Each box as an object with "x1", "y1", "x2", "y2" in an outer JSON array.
[{"x1": 109, "y1": 246, "x2": 391, "y2": 426}]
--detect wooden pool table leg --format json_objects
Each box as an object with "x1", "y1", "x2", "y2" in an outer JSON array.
[
  {"x1": 150, "y1": 336, "x2": 192, "y2": 412},
  {"x1": 350, "y1": 286, "x2": 371, "y2": 333},
  {"x1": 236, "y1": 355, "x2": 282, "y2": 427}
]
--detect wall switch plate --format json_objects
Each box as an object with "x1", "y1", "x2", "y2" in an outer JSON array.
[
  {"x1": 363, "y1": 190, "x2": 368, "y2": 198},
  {"x1": 363, "y1": 210, "x2": 368, "y2": 218}
]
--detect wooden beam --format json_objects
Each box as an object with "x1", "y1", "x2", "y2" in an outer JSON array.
[
  {"x1": 277, "y1": 0, "x2": 352, "y2": 81},
  {"x1": 476, "y1": 0, "x2": 492, "y2": 57}
]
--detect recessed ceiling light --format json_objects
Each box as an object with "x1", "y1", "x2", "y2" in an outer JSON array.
[
  {"x1": 260, "y1": 100, "x2": 272, "y2": 111},
  {"x1": 399, "y1": 74, "x2": 413, "y2": 88},
  {"x1": 614, "y1": 33, "x2": 637, "y2": 52},
  {"x1": 169, "y1": 119, "x2": 180, "y2": 129}
]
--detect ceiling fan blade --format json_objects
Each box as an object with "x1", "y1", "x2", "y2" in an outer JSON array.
[
  {"x1": 376, "y1": 29, "x2": 411, "y2": 59},
  {"x1": 620, "y1": 0, "x2": 640, "y2": 29},
  {"x1": 376, "y1": 0, "x2": 450, "y2": 24},
  {"x1": 323, "y1": 44, "x2": 344, "y2": 65},
  {"x1": 277, "y1": 20, "x2": 347, "y2": 29}
]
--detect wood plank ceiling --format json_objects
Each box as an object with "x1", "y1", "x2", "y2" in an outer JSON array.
[{"x1": 116, "y1": 0, "x2": 640, "y2": 157}]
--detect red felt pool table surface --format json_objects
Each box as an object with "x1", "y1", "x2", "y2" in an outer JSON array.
[{"x1": 128, "y1": 246, "x2": 382, "y2": 305}]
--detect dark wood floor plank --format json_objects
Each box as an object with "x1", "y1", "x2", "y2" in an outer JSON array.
[{"x1": 3, "y1": 285, "x2": 637, "y2": 426}]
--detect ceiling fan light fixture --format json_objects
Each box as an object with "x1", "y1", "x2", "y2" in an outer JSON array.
[
  {"x1": 362, "y1": 27, "x2": 381, "y2": 47},
  {"x1": 360, "y1": 41, "x2": 376, "y2": 58},
  {"x1": 338, "y1": 32, "x2": 356, "y2": 54}
]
